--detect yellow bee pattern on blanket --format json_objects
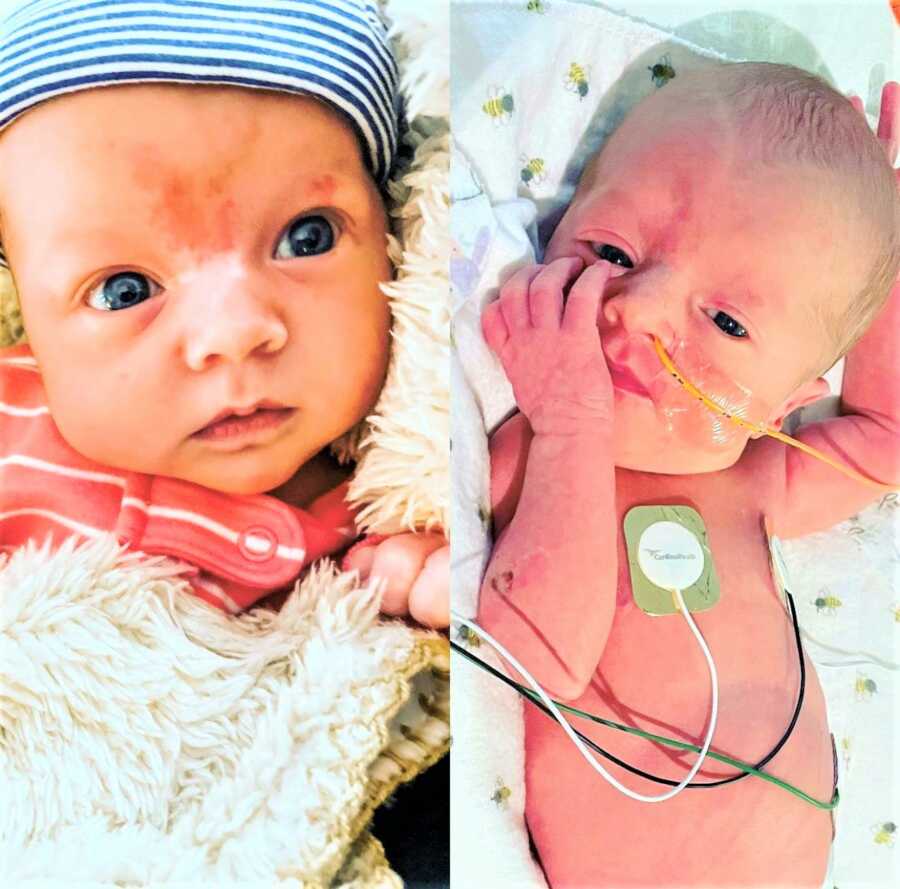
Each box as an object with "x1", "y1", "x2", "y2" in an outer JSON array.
[
  {"x1": 483, "y1": 86, "x2": 516, "y2": 124},
  {"x1": 520, "y1": 155, "x2": 548, "y2": 187},
  {"x1": 564, "y1": 61, "x2": 590, "y2": 98}
]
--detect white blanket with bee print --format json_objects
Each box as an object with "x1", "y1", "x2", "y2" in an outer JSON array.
[{"x1": 450, "y1": 3, "x2": 897, "y2": 889}]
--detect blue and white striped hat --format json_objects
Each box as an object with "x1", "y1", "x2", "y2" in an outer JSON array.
[{"x1": 0, "y1": 0, "x2": 400, "y2": 182}]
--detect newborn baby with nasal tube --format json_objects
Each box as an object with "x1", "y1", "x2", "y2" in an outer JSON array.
[
  {"x1": 479, "y1": 63, "x2": 900, "y2": 888},
  {"x1": 0, "y1": 0, "x2": 447, "y2": 627}
]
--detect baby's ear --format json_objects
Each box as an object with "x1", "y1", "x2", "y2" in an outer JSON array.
[{"x1": 767, "y1": 377, "x2": 832, "y2": 432}]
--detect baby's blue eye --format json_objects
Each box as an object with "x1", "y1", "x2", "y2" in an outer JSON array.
[
  {"x1": 275, "y1": 214, "x2": 336, "y2": 259},
  {"x1": 87, "y1": 271, "x2": 158, "y2": 311},
  {"x1": 709, "y1": 310, "x2": 748, "y2": 338},
  {"x1": 593, "y1": 243, "x2": 634, "y2": 269}
]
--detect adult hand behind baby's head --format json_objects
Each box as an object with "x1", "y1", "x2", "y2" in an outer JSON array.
[
  {"x1": 342, "y1": 532, "x2": 449, "y2": 629},
  {"x1": 850, "y1": 82, "x2": 899, "y2": 180},
  {"x1": 875, "y1": 82, "x2": 898, "y2": 173},
  {"x1": 850, "y1": 82, "x2": 900, "y2": 302}
]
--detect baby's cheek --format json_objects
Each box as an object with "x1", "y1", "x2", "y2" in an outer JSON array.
[{"x1": 45, "y1": 364, "x2": 171, "y2": 471}]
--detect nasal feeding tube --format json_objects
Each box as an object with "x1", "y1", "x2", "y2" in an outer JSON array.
[
  {"x1": 618, "y1": 333, "x2": 770, "y2": 452},
  {"x1": 652, "y1": 336, "x2": 895, "y2": 492}
]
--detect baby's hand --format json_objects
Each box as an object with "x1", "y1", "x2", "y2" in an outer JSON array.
[
  {"x1": 482, "y1": 258, "x2": 614, "y2": 436},
  {"x1": 342, "y1": 532, "x2": 448, "y2": 629}
]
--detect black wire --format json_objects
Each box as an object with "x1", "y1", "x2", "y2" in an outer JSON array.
[
  {"x1": 451, "y1": 641, "x2": 666, "y2": 779},
  {"x1": 451, "y1": 590, "x2": 806, "y2": 790}
]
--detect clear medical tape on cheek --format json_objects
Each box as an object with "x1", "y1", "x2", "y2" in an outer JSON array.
[
  {"x1": 647, "y1": 338, "x2": 763, "y2": 450},
  {"x1": 652, "y1": 336, "x2": 894, "y2": 492}
]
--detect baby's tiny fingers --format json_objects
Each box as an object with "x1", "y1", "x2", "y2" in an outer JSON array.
[
  {"x1": 482, "y1": 301, "x2": 509, "y2": 355},
  {"x1": 499, "y1": 264, "x2": 544, "y2": 331},
  {"x1": 342, "y1": 539, "x2": 378, "y2": 576},
  {"x1": 529, "y1": 257, "x2": 583, "y2": 328},
  {"x1": 528, "y1": 257, "x2": 585, "y2": 328},
  {"x1": 369, "y1": 533, "x2": 444, "y2": 616},
  {"x1": 562, "y1": 262, "x2": 610, "y2": 334},
  {"x1": 369, "y1": 534, "x2": 428, "y2": 615},
  {"x1": 408, "y1": 545, "x2": 449, "y2": 628}
]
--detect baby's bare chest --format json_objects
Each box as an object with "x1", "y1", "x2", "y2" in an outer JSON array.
[
  {"x1": 607, "y1": 470, "x2": 795, "y2": 683},
  {"x1": 612, "y1": 465, "x2": 779, "y2": 602},
  {"x1": 584, "y1": 468, "x2": 826, "y2": 765},
  {"x1": 523, "y1": 469, "x2": 834, "y2": 886},
  {"x1": 525, "y1": 473, "x2": 834, "y2": 884},
  {"x1": 527, "y1": 604, "x2": 833, "y2": 889}
]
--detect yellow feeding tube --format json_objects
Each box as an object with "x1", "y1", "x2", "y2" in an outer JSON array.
[{"x1": 651, "y1": 336, "x2": 895, "y2": 493}]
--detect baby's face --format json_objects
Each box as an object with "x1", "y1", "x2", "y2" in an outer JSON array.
[
  {"x1": 0, "y1": 85, "x2": 391, "y2": 494},
  {"x1": 545, "y1": 98, "x2": 865, "y2": 473}
]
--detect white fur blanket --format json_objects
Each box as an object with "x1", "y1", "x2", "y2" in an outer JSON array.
[
  {"x1": 1, "y1": 540, "x2": 448, "y2": 887},
  {"x1": 0, "y1": 1, "x2": 450, "y2": 885}
]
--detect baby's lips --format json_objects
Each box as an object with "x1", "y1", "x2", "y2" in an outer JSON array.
[{"x1": 602, "y1": 332, "x2": 663, "y2": 381}]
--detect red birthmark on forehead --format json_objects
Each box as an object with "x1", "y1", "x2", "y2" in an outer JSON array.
[
  {"x1": 602, "y1": 161, "x2": 699, "y2": 258},
  {"x1": 308, "y1": 173, "x2": 336, "y2": 202},
  {"x1": 128, "y1": 146, "x2": 244, "y2": 254},
  {"x1": 154, "y1": 174, "x2": 216, "y2": 252},
  {"x1": 653, "y1": 172, "x2": 695, "y2": 254},
  {"x1": 670, "y1": 174, "x2": 693, "y2": 224},
  {"x1": 158, "y1": 176, "x2": 193, "y2": 228}
]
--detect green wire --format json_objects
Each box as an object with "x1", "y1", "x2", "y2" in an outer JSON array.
[
  {"x1": 453, "y1": 642, "x2": 839, "y2": 811},
  {"x1": 520, "y1": 687, "x2": 838, "y2": 809}
]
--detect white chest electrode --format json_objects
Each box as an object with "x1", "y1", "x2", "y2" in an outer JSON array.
[{"x1": 637, "y1": 520, "x2": 705, "y2": 591}]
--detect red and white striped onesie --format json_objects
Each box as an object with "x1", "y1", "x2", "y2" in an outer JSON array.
[{"x1": 0, "y1": 344, "x2": 358, "y2": 613}]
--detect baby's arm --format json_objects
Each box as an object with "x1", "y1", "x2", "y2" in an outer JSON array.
[
  {"x1": 769, "y1": 85, "x2": 900, "y2": 537},
  {"x1": 766, "y1": 282, "x2": 899, "y2": 537},
  {"x1": 478, "y1": 258, "x2": 618, "y2": 701}
]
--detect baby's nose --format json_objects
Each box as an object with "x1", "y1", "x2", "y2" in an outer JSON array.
[
  {"x1": 178, "y1": 262, "x2": 288, "y2": 371},
  {"x1": 602, "y1": 282, "x2": 676, "y2": 346},
  {"x1": 184, "y1": 312, "x2": 287, "y2": 371}
]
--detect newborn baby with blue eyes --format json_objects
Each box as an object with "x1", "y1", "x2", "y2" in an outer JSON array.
[
  {"x1": 0, "y1": 0, "x2": 447, "y2": 628},
  {"x1": 479, "y1": 62, "x2": 899, "y2": 888}
]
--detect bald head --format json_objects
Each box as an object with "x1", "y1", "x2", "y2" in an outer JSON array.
[{"x1": 577, "y1": 62, "x2": 900, "y2": 369}]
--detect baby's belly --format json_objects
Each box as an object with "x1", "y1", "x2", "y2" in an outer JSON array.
[{"x1": 524, "y1": 596, "x2": 835, "y2": 889}]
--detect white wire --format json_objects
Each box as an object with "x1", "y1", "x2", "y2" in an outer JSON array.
[{"x1": 451, "y1": 587, "x2": 719, "y2": 803}]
